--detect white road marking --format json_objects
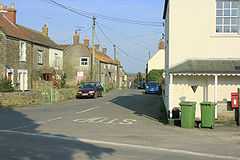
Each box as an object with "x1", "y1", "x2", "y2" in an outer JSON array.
[
  {"x1": 47, "y1": 117, "x2": 63, "y2": 122},
  {"x1": 0, "y1": 130, "x2": 239, "y2": 160},
  {"x1": 73, "y1": 117, "x2": 137, "y2": 125},
  {"x1": 75, "y1": 107, "x2": 99, "y2": 114}
]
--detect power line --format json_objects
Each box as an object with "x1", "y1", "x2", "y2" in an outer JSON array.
[
  {"x1": 96, "y1": 22, "x2": 146, "y2": 64},
  {"x1": 43, "y1": 0, "x2": 164, "y2": 27}
]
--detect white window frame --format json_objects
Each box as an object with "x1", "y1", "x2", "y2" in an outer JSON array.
[
  {"x1": 80, "y1": 57, "x2": 89, "y2": 66},
  {"x1": 216, "y1": 0, "x2": 240, "y2": 33},
  {"x1": 54, "y1": 53, "x2": 60, "y2": 69},
  {"x1": 19, "y1": 41, "x2": 27, "y2": 62},
  {"x1": 37, "y1": 50, "x2": 43, "y2": 65}
]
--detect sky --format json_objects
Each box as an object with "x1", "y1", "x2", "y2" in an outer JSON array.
[{"x1": 2, "y1": 0, "x2": 165, "y2": 73}]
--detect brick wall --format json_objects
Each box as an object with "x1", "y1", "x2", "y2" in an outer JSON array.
[{"x1": 0, "y1": 32, "x2": 6, "y2": 77}]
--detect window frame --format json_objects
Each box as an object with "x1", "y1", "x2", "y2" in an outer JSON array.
[
  {"x1": 80, "y1": 57, "x2": 89, "y2": 66},
  {"x1": 19, "y1": 41, "x2": 27, "y2": 62},
  {"x1": 216, "y1": 0, "x2": 240, "y2": 34},
  {"x1": 37, "y1": 50, "x2": 43, "y2": 65}
]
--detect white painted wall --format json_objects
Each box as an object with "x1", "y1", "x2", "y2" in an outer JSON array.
[
  {"x1": 49, "y1": 48, "x2": 63, "y2": 70},
  {"x1": 171, "y1": 75, "x2": 240, "y2": 118},
  {"x1": 164, "y1": 0, "x2": 240, "y2": 116},
  {"x1": 147, "y1": 49, "x2": 165, "y2": 73}
]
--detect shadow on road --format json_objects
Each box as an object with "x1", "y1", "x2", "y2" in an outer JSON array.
[
  {"x1": 110, "y1": 91, "x2": 168, "y2": 124},
  {"x1": 0, "y1": 107, "x2": 115, "y2": 160}
]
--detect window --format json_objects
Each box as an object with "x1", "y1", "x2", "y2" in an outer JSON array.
[
  {"x1": 80, "y1": 57, "x2": 89, "y2": 66},
  {"x1": 19, "y1": 41, "x2": 26, "y2": 61},
  {"x1": 216, "y1": 0, "x2": 240, "y2": 33},
  {"x1": 54, "y1": 53, "x2": 61, "y2": 69},
  {"x1": 37, "y1": 50, "x2": 43, "y2": 65}
]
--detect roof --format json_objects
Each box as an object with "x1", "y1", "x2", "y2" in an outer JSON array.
[
  {"x1": 89, "y1": 48, "x2": 118, "y2": 65},
  {"x1": 163, "y1": 0, "x2": 169, "y2": 19},
  {"x1": 170, "y1": 59, "x2": 240, "y2": 74},
  {"x1": 0, "y1": 14, "x2": 61, "y2": 50}
]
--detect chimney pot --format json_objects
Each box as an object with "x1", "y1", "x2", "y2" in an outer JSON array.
[
  {"x1": 102, "y1": 48, "x2": 107, "y2": 54},
  {"x1": 73, "y1": 31, "x2": 80, "y2": 45},
  {"x1": 95, "y1": 44, "x2": 100, "y2": 51},
  {"x1": 83, "y1": 36, "x2": 89, "y2": 47},
  {"x1": 1, "y1": 3, "x2": 17, "y2": 24},
  {"x1": 42, "y1": 24, "x2": 48, "y2": 36},
  {"x1": 159, "y1": 39, "x2": 165, "y2": 50}
]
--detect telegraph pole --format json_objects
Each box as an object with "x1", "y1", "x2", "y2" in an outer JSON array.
[
  {"x1": 91, "y1": 16, "x2": 96, "y2": 81},
  {"x1": 114, "y1": 44, "x2": 120, "y2": 88}
]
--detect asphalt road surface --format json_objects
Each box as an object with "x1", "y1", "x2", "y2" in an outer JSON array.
[{"x1": 0, "y1": 89, "x2": 240, "y2": 160}]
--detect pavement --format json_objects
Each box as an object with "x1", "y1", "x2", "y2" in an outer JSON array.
[{"x1": 0, "y1": 89, "x2": 240, "y2": 160}]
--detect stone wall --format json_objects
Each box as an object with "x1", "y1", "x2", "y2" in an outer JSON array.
[
  {"x1": 0, "y1": 87, "x2": 77, "y2": 107},
  {"x1": 0, "y1": 91, "x2": 42, "y2": 107}
]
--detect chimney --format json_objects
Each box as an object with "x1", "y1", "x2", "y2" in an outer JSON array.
[
  {"x1": 42, "y1": 24, "x2": 48, "y2": 36},
  {"x1": 159, "y1": 39, "x2": 165, "y2": 50},
  {"x1": 83, "y1": 36, "x2": 89, "y2": 47},
  {"x1": 95, "y1": 44, "x2": 100, "y2": 51},
  {"x1": 102, "y1": 48, "x2": 107, "y2": 54},
  {"x1": 0, "y1": 3, "x2": 17, "y2": 24},
  {"x1": 73, "y1": 31, "x2": 80, "y2": 45}
]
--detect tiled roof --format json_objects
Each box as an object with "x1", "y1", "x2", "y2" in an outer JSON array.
[
  {"x1": 89, "y1": 48, "x2": 118, "y2": 65},
  {"x1": 170, "y1": 59, "x2": 240, "y2": 74},
  {"x1": 0, "y1": 14, "x2": 61, "y2": 50}
]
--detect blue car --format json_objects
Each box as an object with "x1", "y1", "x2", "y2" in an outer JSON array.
[{"x1": 145, "y1": 82, "x2": 160, "y2": 94}]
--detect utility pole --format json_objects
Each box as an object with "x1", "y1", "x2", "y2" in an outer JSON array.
[
  {"x1": 91, "y1": 16, "x2": 96, "y2": 81},
  {"x1": 114, "y1": 44, "x2": 120, "y2": 89}
]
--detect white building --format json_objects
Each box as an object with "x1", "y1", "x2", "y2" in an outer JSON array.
[
  {"x1": 147, "y1": 40, "x2": 165, "y2": 73},
  {"x1": 163, "y1": 0, "x2": 240, "y2": 118}
]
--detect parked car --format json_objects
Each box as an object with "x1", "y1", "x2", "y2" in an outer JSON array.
[
  {"x1": 76, "y1": 81, "x2": 103, "y2": 98},
  {"x1": 145, "y1": 82, "x2": 160, "y2": 94},
  {"x1": 137, "y1": 80, "x2": 145, "y2": 89}
]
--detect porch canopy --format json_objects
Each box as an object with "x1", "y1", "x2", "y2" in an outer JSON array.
[
  {"x1": 169, "y1": 59, "x2": 240, "y2": 118},
  {"x1": 169, "y1": 59, "x2": 240, "y2": 76}
]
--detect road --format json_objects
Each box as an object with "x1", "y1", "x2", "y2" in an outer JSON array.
[{"x1": 0, "y1": 89, "x2": 240, "y2": 160}]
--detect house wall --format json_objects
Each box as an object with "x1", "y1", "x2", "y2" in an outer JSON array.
[
  {"x1": 0, "y1": 31, "x2": 6, "y2": 77},
  {"x1": 6, "y1": 37, "x2": 32, "y2": 89},
  {"x1": 148, "y1": 49, "x2": 165, "y2": 73},
  {"x1": 166, "y1": 0, "x2": 240, "y2": 69},
  {"x1": 165, "y1": 0, "x2": 240, "y2": 114},
  {"x1": 170, "y1": 75, "x2": 240, "y2": 118},
  {"x1": 63, "y1": 45, "x2": 91, "y2": 86},
  {"x1": 49, "y1": 48, "x2": 63, "y2": 70},
  {"x1": 32, "y1": 44, "x2": 49, "y2": 71}
]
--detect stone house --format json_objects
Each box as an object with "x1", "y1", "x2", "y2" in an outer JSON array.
[
  {"x1": 163, "y1": 0, "x2": 240, "y2": 119},
  {"x1": 0, "y1": 4, "x2": 63, "y2": 91},
  {"x1": 61, "y1": 32, "x2": 118, "y2": 88}
]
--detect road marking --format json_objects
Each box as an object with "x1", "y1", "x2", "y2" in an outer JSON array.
[
  {"x1": 0, "y1": 129, "x2": 239, "y2": 160},
  {"x1": 73, "y1": 117, "x2": 137, "y2": 125},
  {"x1": 47, "y1": 117, "x2": 63, "y2": 122},
  {"x1": 75, "y1": 107, "x2": 99, "y2": 114}
]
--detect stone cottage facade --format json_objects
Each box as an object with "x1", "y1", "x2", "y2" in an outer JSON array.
[
  {"x1": 0, "y1": 4, "x2": 63, "y2": 90},
  {"x1": 61, "y1": 32, "x2": 118, "y2": 88}
]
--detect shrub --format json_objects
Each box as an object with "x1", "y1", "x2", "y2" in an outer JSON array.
[
  {"x1": 147, "y1": 69, "x2": 164, "y2": 83},
  {"x1": 0, "y1": 79, "x2": 14, "y2": 92}
]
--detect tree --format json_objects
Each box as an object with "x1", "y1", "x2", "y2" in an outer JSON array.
[{"x1": 147, "y1": 69, "x2": 164, "y2": 83}]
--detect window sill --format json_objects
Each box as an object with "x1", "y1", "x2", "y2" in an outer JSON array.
[{"x1": 211, "y1": 33, "x2": 240, "y2": 38}]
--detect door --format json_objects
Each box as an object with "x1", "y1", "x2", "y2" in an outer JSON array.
[{"x1": 18, "y1": 70, "x2": 28, "y2": 91}]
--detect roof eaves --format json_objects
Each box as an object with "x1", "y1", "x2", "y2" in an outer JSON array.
[{"x1": 163, "y1": 0, "x2": 169, "y2": 19}]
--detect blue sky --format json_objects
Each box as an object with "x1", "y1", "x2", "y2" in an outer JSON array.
[{"x1": 2, "y1": 0, "x2": 165, "y2": 73}]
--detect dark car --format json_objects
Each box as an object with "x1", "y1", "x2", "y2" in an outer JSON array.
[
  {"x1": 137, "y1": 80, "x2": 145, "y2": 89},
  {"x1": 145, "y1": 82, "x2": 160, "y2": 94},
  {"x1": 76, "y1": 82, "x2": 103, "y2": 98}
]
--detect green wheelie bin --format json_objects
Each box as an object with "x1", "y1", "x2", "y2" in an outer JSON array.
[
  {"x1": 180, "y1": 102, "x2": 196, "y2": 128},
  {"x1": 200, "y1": 102, "x2": 216, "y2": 129}
]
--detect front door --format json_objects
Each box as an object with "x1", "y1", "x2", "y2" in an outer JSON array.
[{"x1": 18, "y1": 70, "x2": 28, "y2": 91}]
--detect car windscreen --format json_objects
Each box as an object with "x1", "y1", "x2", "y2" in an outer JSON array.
[
  {"x1": 147, "y1": 83, "x2": 158, "y2": 87},
  {"x1": 80, "y1": 83, "x2": 96, "y2": 89}
]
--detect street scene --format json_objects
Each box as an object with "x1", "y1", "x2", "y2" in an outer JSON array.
[
  {"x1": 0, "y1": 89, "x2": 240, "y2": 160},
  {"x1": 0, "y1": 0, "x2": 240, "y2": 160}
]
